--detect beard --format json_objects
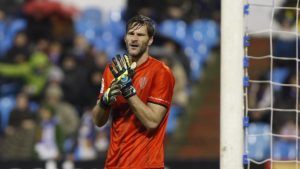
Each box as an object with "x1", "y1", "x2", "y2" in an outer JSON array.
[{"x1": 126, "y1": 40, "x2": 148, "y2": 59}]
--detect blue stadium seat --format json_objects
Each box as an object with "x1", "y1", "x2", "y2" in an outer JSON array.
[
  {"x1": 186, "y1": 48, "x2": 203, "y2": 81},
  {"x1": 272, "y1": 67, "x2": 290, "y2": 83},
  {"x1": 273, "y1": 139, "x2": 297, "y2": 160},
  {"x1": 29, "y1": 101, "x2": 39, "y2": 113},
  {"x1": 74, "y1": 19, "x2": 101, "y2": 44},
  {"x1": 81, "y1": 8, "x2": 102, "y2": 22},
  {"x1": 74, "y1": 8, "x2": 102, "y2": 43},
  {"x1": 166, "y1": 105, "x2": 183, "y2": 135},
  {"x1": 103, "y1": 20, "x2": 125, "y2": 39},
  {"x1": 93, "y1": 33, "x2": 120, "y2": 59},
  {"x1": 7, "y1": 19, "x2": 27, "y2": 38},
  {"x1": 271, "y1": 67, "x2": 290, "y2": 91},
  {"x1": 159, "y1": 19, "x2": 187, "y2": 45},
  {"x1": 273, "y1": 39, "x2": 296, "y2": 58},
  {"x1": 247, "y1": 122, "x2": 270, "y2": 161},
  {"x1": 105, "y1": 10, "x2": 126, "y2": 38},
  {"x1": 0, "y1": 37, "x2": 12, "y2": 56},
  {"x1": 0, "y1": 82, "x2": 20, "y2": 96},
  {"x1": 187, "y1": 19, "x2": 219, "y2": 49},
  {"x1": 0, "y1": 95, "x2": 16, "y2": 132},
  {"x1": 196, "y1": 43, "x2": 209, "y2": 64},
  {"x1": 0, "y1": 21, "x2": 6, "y2": 57}
]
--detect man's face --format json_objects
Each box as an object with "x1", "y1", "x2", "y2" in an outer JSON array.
[{"x1": 124, "y1": 24, "x2": 153, "y2": 58}]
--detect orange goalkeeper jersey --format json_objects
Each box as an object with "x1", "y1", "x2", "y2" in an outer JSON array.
[{"x1": 99, "y1": 56, "x2": 175, "y2": 169}]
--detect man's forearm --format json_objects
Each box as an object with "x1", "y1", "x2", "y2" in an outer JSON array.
[
  {"x1": 127, "y1": 96, "x2": 167, "y2": 130},
  {"x1": 92, "y1": 100, "x2": 110, "y2": 127}
]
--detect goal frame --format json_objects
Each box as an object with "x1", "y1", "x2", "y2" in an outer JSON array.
[{"x1": 220, "y1": 0, "x2": 244, "y2": 168}]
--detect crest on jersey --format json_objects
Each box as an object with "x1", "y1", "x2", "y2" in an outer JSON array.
[{"x1": 139, "y1": 77, "x2": 147, "y2": 89}]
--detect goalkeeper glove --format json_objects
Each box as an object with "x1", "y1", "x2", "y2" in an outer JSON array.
[
  {"x1": 99, "y1": 79, "x2": 121, "y2": 108},
  {"x1": 109, "y1": 54, "x2": 137, "y2": 99}
]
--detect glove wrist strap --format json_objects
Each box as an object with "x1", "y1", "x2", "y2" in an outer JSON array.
[
  {"x1": 122, "y1": 86, "x2": 136, "y2": 99},
  {"x1": 99, "y1": 96, "x2": 110, "y2": 109}
]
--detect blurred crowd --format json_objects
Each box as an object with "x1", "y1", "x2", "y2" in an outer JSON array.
[
  {"x1": 0, "y1": 0, "x2": 219, "y2": 161},
  {"x1": 248, "y1": 0, "x2": 300, "y2": 161}
]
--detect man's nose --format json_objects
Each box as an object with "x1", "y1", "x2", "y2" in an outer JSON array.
[{"x1": 131, "y1": 34, "x2": 138, "y2": 41}]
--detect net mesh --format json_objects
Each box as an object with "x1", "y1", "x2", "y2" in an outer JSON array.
[{"x1": 244, "y1": 0, "x2": 300, "y2": 168}]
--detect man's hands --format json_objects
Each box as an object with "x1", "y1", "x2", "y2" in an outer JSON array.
[
  {"x1": 109, "y1": 54, "x2": 137, "y2": 99},
  {"x1": 99, "y1": 79, "x2": 121, "y2": 108},
  {"x1": 99, "y1": 54, "x2": 136, "y2": 109}
]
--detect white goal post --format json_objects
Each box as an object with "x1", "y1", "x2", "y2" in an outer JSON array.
[{"x1": 220, "y1": 0, "x2": 244, "y2": 168}]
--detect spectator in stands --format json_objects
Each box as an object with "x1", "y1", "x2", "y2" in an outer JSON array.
[
  {"x1": 125, "y1": 0, "x2": 166, "y2": 23},
  {"x1": 83, "y1": 68, "x2": 103, "y2": 109},
  {"x1": 82, "y1": 51, "x2": 108, "y2": 108},
  {"x1": 0, "y1": 92, "x2": 36, "y2": 160},
  {"x1": 0, "y1": 51, "x2": 51, "y2": 98},
  {"x1": 44, "y1": 83, "x2": 79, "y2": 143},
  {"x1": 94, "y1": 126, "x2": 109, "y2": 154},
  {"x1": 48, "y1": 41, "x2": 63, "y2": 65},
  {"x1": 274, "y1": 72, "x2": 297, "y2": 109},
  {"x1": 192, "y1": 0, "x2": 220, "y2": 22},
  {"x1": 0, "y1": 0, "x2": 23, "y2": 16},
  {"x1": 48, "y1": 64, "x2": 64, "y2": 85},
  {"x1": 273, "y1": 2, "x2": 298, "y2": 61},
  {"x1": 0, "y1": 10, "x2": 10, "y2": 57},
  {"x1": 35, "y1": 38, "x2": 50, "y2": 54},
  {"x1": 25, "y1": 11, "x2": 52, "y2": 42},
  {"x1": 3, "y1": 31, "x2": 31, "y2": 64},
  {"x1": 35, "y1": 105, "x2": 64, "y2": 160},
  {"x1": 163, "y1": 0, "x2": 193, "y2": 22},
  {"x1": 248, "y1": 73, "x2": 271, "y2": 123},
  {"x1": 60, "y1": 53, "x2": 88, "y2": 112},
  {"x1": 93, "y1": 51, "x2": 108, "y2": 71},
  {"x1": 72, "y1": 35, "x2": 90, "y2": 61},
  {"x1": 73, "y1": 109, "x2": 98, "y2": 161},
  {"x1": 161, "y1": 38, "x2": 191, "y2": 78}
]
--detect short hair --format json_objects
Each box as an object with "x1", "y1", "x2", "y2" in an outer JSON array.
[{"x1": 126, "y1": 15, "x2": 156, "y2": 37}]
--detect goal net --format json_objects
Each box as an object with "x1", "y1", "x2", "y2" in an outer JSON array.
[{"x1": 244, "y1": 0, "x2": 300, "y2": 169}]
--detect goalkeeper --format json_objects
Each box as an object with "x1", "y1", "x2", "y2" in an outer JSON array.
[{"x1": 92, "y1": 15, "x2": 175, "y2": 169}]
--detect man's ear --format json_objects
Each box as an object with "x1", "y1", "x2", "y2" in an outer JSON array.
[{"x1": 148, "y1": 36, "x2": 153, "y2": 46}]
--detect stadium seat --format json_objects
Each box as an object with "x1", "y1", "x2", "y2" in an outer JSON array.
[
  {"x1": 0, "y1": 95, "x2": 16, "y2": 132},
  {"x1": 273, "y1": 139, "x2": 297, "y2": 160},
  {"x1": 273, "y1": 39, "x2": 296, "y2": 58},
  {"x1": 74, "y1": 8, "x2": 103, "y2": 43},
  {"x1": 0, "y1": 19, "x2": 25, "y2": 56},
  {"x1": 187, "y1": 50, "x2": 203, "y2": 81},
  {"x1": 74, "y1": 19, "x2": 100, "y2": 44},
  {"x1": 196, "y1": 43, "x2": 209, "y2": 64},
  {"x1": 166, "y1": 105, "x2": 182, "y2": 135},
  {"x1": 0, "y1": 82, "x2": 20, "y2": 96},
  {"x1": 81, "y1": 8, "x2": 102, "y2": 22},
  {"x1": 105, "y1": 10, "x2": 126, "y2": 38},
  {"x1": 93, "y1": 34, "x2": 120, "y2": 59},
  {"x1": 159, "y1": 19, "x2": 187, "y2": 45},
  {"x1": 188, "y1": 19, "x2": 219, "y2": 49},
  {"x1": 0, "y1": 21, "x2": 6, "y2": 57},
  {"x1": 271, "y1": 67, "x2": 290, "y2": 91},
  {"x1": 0, "y1": 37, "x2": 12, "y2": 57},
  {"x1": 247, "y1": 122, "x2": 270, "y2": 161},
  {"x1": 272, "y1": 67, "x2": 290, "y2": 83},
  {"x1": 7, "y1": 19, "x2": 27, "y2": 38}
]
